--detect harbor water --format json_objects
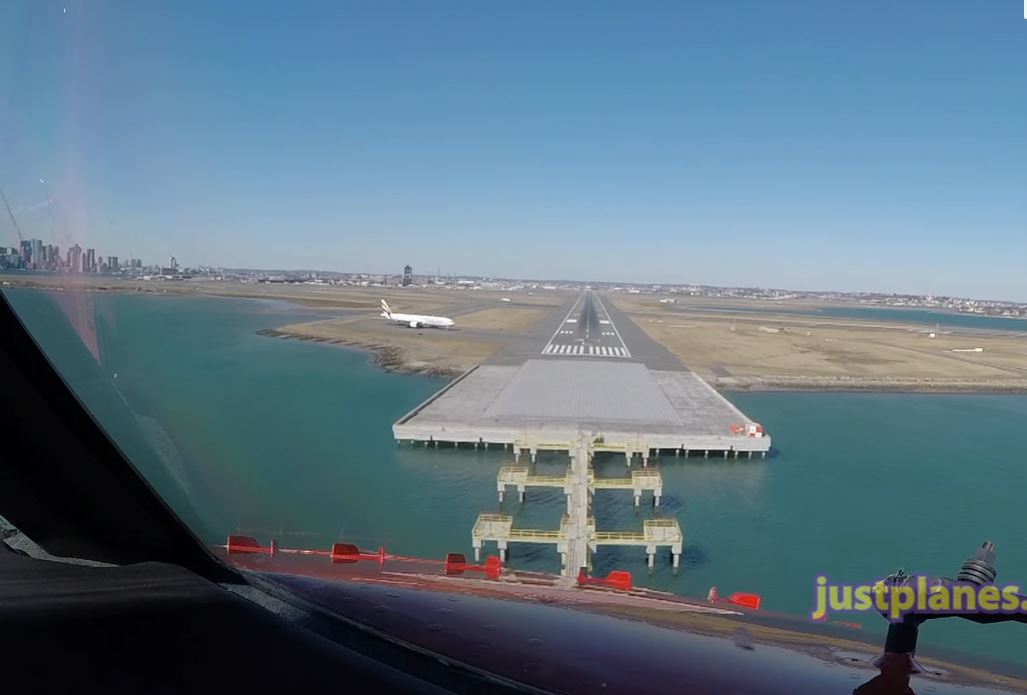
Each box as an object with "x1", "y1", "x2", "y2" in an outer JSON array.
[{"x1": 6, "y1": 288, "x2": 1026, "y2": 668}]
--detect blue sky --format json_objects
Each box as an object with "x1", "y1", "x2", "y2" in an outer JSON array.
[{"x1": 1, "y1": 1, "x2": 1025, "y2": 298}]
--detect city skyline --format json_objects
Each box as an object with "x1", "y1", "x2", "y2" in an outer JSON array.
[
  {"x1": 2, "y1": 2, "x2": 1026, "y2": 299},
  {"x1": 0, "y1": 235, "x2": 147, "y2": 274},
  {"x1": 5, "y1": 240, "x2": 1027, "y2": 312}
]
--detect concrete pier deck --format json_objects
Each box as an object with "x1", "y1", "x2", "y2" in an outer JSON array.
[{"x1": 393, "y1": 358, "x2": 771, "y2": 458}]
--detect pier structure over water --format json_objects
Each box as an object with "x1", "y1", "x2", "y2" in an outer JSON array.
[
  {"x1": 393, "y1": 353, "x2": 768, "y2": 578},
  {"x1": 496, "y1": 464, "x2": 663, "y2": 508},
  {"x1": 393, "y1": 360, "x2": 771, "y2": 461},
  {"x1": 472, "y1": 436, "x2": 683, "y2": 577}
]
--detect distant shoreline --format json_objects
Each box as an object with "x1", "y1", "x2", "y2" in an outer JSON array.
[
  {"x1": 7, "y1": 276, "x2": 1027, "y2": 394},
  {"x1": 717, "y1": 376, "x2": 1027, "y2": 395}
]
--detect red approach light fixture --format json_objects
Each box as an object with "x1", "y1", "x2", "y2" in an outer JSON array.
[
  {"x1": 225, "y1": 537, "x2": 498, "y2": 579},
  {"x1": 708, "y1": 586, "x2": 762, "y2": 611},
  {"x1": 225, "y1": 535, "x2": 388, "y2": 569},
  {"x1": 727, "y1": 592, "x2": 762, "y2": 611},
  {"x1": 443, "y1": 553, "x2": 502, "y2": 580},
  {"x1": 577, "y1": 568, "x2": 634, "y2": 592},
  {"x1": 226, "y1": 535, "x2": 278, "y2": 556},
  {"x1": 330, "y1": 543, "x2": 387, "y2": 569}
]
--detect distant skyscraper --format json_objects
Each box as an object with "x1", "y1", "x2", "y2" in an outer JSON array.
[
  {"x1": 402, "y1": 264, "x2": 413, "y2": 286},
  {"x1": 69, "y1": 244, "x2": 82, "y2": 273},
  {"x1": 84, "y1": 248, "x2": 96, "y2": 273},
  {"x1": 20, "y1": 240, "x2": 31, "y2": 266},
  {"x1": 107, "y1": 256, "x2": 119, "y2": 272},
  {"x1": 29, "y1": 240, "x2": 38, "y2": 268}
]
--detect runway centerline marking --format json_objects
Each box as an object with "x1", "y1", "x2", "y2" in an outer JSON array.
[
  {"x1": 541, "y1": 291, "x2": 632, "y2": 359},
  {"x1": 542, "y1": 293, "x2": 587, "y2": 356}
]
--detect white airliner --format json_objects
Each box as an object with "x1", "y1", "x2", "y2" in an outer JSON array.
[{"x1": 380, "y1": 300, "x2": 454, "y2": 329}]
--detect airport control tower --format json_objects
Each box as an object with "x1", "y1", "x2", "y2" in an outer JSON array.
[{"x1": 402, "y1": 264, "x2": 413, "y2": 286}]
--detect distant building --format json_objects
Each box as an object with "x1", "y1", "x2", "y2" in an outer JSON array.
[
  {"x1": 30, "y1": 240, "x2": 43, "y2": 269},
  {"x1": 107, "y1": 256, "x2": 119, "y2": 272},
  {"x1": 3, "y1": 247, "x2": 21, "y2": 268},
  {"x1": 84, "y1": 248, "x2": 96, "y2": 273},
  {"x1": 402, "y1": 264, "x2": 413, "y2": 287},
  {"x1": 20, "y1": 240, "x2": 32, "y2": 266},
  {"x1": 68, "y1": 244, "x2": 82, "y2": 273}
]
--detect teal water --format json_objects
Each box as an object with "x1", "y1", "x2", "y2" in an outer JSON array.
[{"x1": 6, "y1": 288, "x2": 1027, "y2": 667}]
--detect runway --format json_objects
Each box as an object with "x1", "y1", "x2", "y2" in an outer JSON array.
[
  {"x1": 484, "y1": 290, "x2": 684, "y2": 370},
  {"x1": 541, "y1": 291, "x2": 631, "y2": 358}
]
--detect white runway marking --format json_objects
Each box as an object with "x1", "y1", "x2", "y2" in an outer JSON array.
[
  {"x1": 592, "y1": 294, "x2": 631, "y2": 358},
  {"x1": 542, "y1": 343, "x2": 631, "y2": 358},
  {"x1": 541, "y1": 292, "x2": 633, "y2": 359},
  {"x1": 541, "y1": 294, "x2": 586, "y2": 356}
]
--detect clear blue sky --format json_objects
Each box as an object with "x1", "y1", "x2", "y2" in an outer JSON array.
[{"x1": 2, "y1": 1, "x2": 1025, "y2": 298}]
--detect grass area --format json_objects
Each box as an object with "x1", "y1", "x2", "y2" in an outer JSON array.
[
  {"x1": 455, "y1": 307, "x2": 548, "y2": 332},
  {"x1": 612, "y1": 296, "x2": 1027, "y2": 391},
  {"x1": 267, "y1": 317, "x2": 502, "y2": 376}
]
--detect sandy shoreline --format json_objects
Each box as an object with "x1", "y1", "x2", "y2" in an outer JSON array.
[
  {"x1": 717, "y1": 375, "x2": 1027, "y2": 394},
  {"x1": 255, "y1": 328, "x2": 463, "y2": 378}
]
